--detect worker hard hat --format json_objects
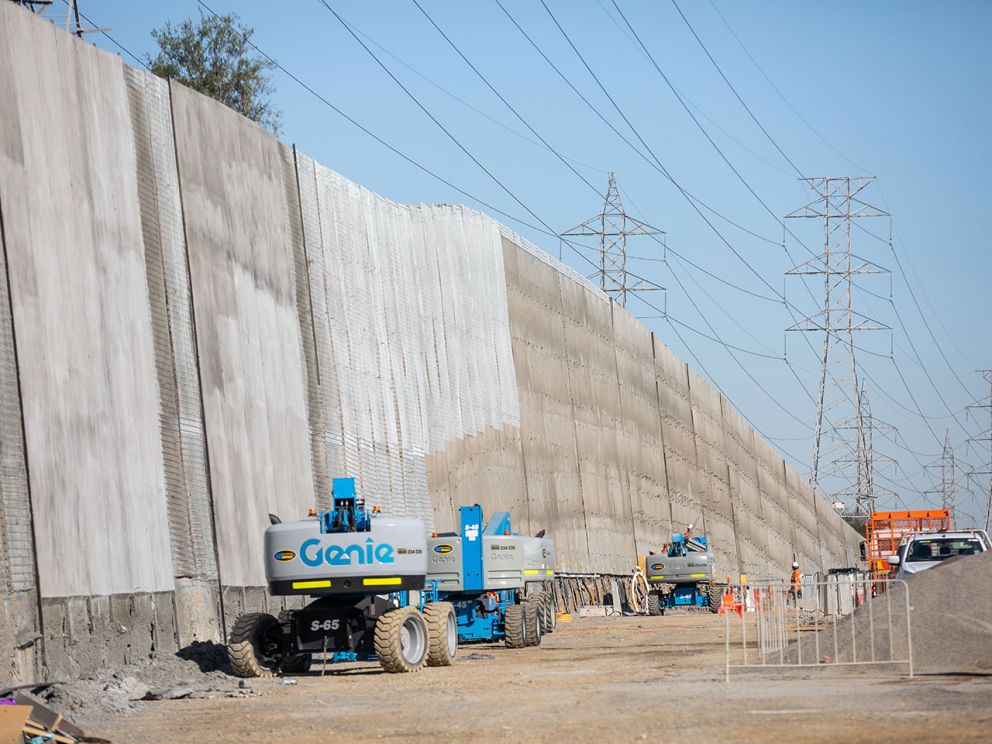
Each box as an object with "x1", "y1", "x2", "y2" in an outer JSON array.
[
  {"x1": 792, "y1": 562, "x2": 799, "y2": 568},
  {"x1": 687, "y1": 523, "x2": 694, "y2": 530}
]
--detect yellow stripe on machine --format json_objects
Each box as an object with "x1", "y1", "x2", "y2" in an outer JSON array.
[
  {"x1": 545, "y1": 569, "x2": 554, "y2": 575},
  {"x1": 649, "y1": 576, "x2": 665, "y2": 580},
  {"x1": 523, "y1": 569, "x2": 540, "y2": 575},
  {"x1": 690, "y1": 573, "x2": 707, "y2": 578},
  {"x1": 292, "y1": 580, "x2": 331, "y2": 590},
  {"x1": 363, "y1": 577, "x2": 402, "y2": 586}
]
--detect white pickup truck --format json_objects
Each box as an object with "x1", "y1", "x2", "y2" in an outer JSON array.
[{"x1": 888, "y1": 529, "x2": 992, "y2": 580}]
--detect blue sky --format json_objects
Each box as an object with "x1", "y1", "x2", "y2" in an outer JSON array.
[{"x1": 61, "y1": 0, "x2": 992, "y2": 523}]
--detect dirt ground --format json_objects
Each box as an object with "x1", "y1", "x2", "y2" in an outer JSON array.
[{"x1": 91, "y1": 613, "x2": 992, "y2": 743}]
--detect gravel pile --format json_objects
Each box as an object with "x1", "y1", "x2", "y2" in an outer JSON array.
[
  {"x1": 787, "y1": 549, "x2": 992, "y2": 674},
  {"x1": 39, "y1": 642, "x2": 261, "y2": 725}
]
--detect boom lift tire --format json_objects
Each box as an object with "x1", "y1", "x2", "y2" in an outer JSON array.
[
  {"x1": 647, "y1": 592, "x2": 663, "y2": 616},
  {"x1": 374, "y1": 606, "x2": 430, "y2": 673},
  {"x1": 228, "y1": 612, "x2": 284, "y2": 678},
  {"x1": 707, "y1": 584, "x2": 725, "y2": 614},
  {"x1": 504, "y1": 604, "x2": 526, "y2": 648},
  {"x1": 523, "y1": 601, "x2": 542, "y2": 646},
  {"x1": 538, "y1": 591, "x2": 556, "y2": 634},
  {"x1": 423, "y1": 602, "x2": 457, "y2": 667}
]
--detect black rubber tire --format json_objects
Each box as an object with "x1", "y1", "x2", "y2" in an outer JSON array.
[
  {"x1": 538, "y1": 592, "x2": 556, "y2": 634},
  {"x1": 524, "y1": 601, "x2": 542, "y2": 647},
  {"x1": 374, "y1": 606, "x2": 429, "y2": 673},
  {"x1": 423, "y1": 602, "x2": 457, "y2": 667},
  {"x1": 647, "y1": 592, "x2": 663, "y2": 617},
  {"x1": 228, "y1": 612, "x2": 284, "y2": 678},
  {"x1": 504, "y1": 604, "x2": 526, "y2": 649},
  {"x1": 707, "y1": 584, "x2": 725, "y2": 614}
]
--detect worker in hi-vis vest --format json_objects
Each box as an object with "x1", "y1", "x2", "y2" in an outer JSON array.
[{"x1": 789, "y1": 561, "x2": 802, "y2": 605}]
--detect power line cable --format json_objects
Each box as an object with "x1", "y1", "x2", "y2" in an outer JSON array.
[
  {"x1": 670, "y1": 0, "x2": 804, "y2": 178},
  {"x1": 59, "y1": 0, "x2": 149, "y2": 70},
  {"x1": 341, "y1": 13, "x2": 607, "y2": 176},
  {"x1": 314, "y1": 0, "x2": 602, "y2": 275},
  {"x1": 409, "y1": 0, "x2": 604, "y2": 200},
  {"x1": 707, "y1": 0, "x2": 872, "y2": 175},
  {"x1": 495, "y1": 0, "x2": 783, "y2": 248}
]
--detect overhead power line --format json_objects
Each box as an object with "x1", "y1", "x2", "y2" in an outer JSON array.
[{"x1": 670, "y1": 0, "x2": 804, "y2": 178}]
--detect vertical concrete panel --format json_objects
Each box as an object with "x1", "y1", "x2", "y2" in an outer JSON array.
[
  {"x1": 785, "y1": 469, "x2": 824, "y2": 572},
  {"x1": 653, "y1": 340, "x2": 704, "y2": 538},
  {"x1": 0, "y1": 5, "x2": 173, "y2": 597},
  {"x1": 720, "y1": 403, "x2": 773, "y2": 579},
  {"x1": 611, "y1": 306, "x2": 671, "y2": 557},
  {"x1": 171, "y1": 84, "x2": 315, "y2": 588},
  {"x1": 686, "y1": 370, "x2": 739, "y2": 576},
  {"x1": 558, "y1": 282, "x2": 635, "y2": 574},
  {"x1": 123, "y1": 67, "x2": 219, "y2": 586},
  {"x1": 754, "y1": 437, "x2": 799, "y2": 574},
  {"x1": 299, "y1": 158, "x2": 518, "y2": 529},
  {"x1": 503, "y1": 239, "x2": 589, "y2": 572}
]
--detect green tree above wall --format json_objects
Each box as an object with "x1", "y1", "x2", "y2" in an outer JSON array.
[{"x1": 147, "y1": 10, "x2": 281, "y2": 133}]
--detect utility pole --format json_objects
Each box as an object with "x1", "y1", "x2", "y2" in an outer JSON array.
[
  {"x1": 562, "y1": 172, "x2": 665, "y2": 309},
  {"x1": 784, "y1": 176, "x2": 891, "y2": 500},
  {"x1": 925, "y1": 431, "x2": 961, "y2": 528},
  {"x1": 966, "y1": 370, "x2": 992, "y2": 532}
]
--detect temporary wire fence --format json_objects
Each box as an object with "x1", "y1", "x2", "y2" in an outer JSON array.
[{"x1": 721, "y1": 576, "x2": 912, "y2": 681}]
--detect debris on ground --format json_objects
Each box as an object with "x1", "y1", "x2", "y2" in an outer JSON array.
[
  {"x1": 36, "y1": 642, "x2": 265, "y2": 728},
  {"x1": 0, "y1": 685, "x2": 99, "y2": 743}
]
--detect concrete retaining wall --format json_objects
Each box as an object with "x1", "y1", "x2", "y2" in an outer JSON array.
[{"x1": 0, "y1": 3, "x2": 860, "y2": 682}]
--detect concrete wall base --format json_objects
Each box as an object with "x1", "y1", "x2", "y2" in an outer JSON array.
[{"x1": 39, "y1": 592, "x2": 178, "y2": 679}]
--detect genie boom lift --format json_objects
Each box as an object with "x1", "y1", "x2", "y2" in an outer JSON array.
[
  {"x1": 426, "y1": 505, "x2": 556, "y2": 648},
  {"x1": 645, "y1": 531, "x2": 722, "y2": 615},
  {"x1": 228, "y1": 478, "x2": 457, "y2": 676}
]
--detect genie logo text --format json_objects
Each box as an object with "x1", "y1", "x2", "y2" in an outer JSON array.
[{"x1": 300, "y1": 537, "x2": 395, "y2": 567}]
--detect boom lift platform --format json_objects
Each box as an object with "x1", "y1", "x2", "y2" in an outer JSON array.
[
  {"x1": 227, "y1": 478, "x2": 457, "y2": 676},
  {"x1": 645, "y1": 531, "x2": 722, "y2": 615},
  {"x1": 426, "y1": 505, "x2": 557, "y2": 648}
]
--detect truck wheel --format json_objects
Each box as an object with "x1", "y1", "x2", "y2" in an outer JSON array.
[
  {"x1": 374, "y1": 606, "x2": 429, "y2": 673},
  {"x1": 524, "y1": 601, "x2": 542, "y2": 646},
  {"x1": 228, "y1": 612, "x2": 284, "y2": 678},
  {"x1": 423, "y1": 602, "x2": 457, "y2": 667},
  {"x1": 707, "y1": 584, "x2": 725, "y2": 614},
  {"x1": 504, "y1": 604, "x2": 526, "y2": 648},
  {"x1": 647, "y1": 592, "x2": 663, "y2": 616}
]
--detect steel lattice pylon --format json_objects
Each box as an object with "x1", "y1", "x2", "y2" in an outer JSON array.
[
  {"x1": 830, "y1": 384, "x2": 897, "y2": 515},
  {"x1": 924, "y1": 431, "x2": 966, "y2": 529},
  {"x1": 562, "y1": 172, "x2": 665, "y2": 309},
  {"x1": 785, "y1": 176, "x2": 893, "y2": 505}
]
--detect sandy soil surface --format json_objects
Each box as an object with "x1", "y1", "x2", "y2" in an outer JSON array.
[{"x1": 89, "y1": 613, "x2": 992, "y2": 743}]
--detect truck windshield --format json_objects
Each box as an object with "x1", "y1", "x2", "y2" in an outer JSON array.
[{"x1": 906, "y1": 538, "x2": 983, "y2": 562}]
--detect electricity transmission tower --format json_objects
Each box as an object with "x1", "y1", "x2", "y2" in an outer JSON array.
[
  {"x1": 832, "y1": 384, "x2": 896, "y2": 515},
  {"x1": 966, "y1": 370, "x2": 992, "y2": 531},
  {"x1": 784, "y1": 176, "x2": 892, "y2": 502},
  {"x1": 562, "y1": 172, "x2": 665, "y2": 309},
  {"x1": 925, "y1": 431, "x2": 965, "y2": 527}
]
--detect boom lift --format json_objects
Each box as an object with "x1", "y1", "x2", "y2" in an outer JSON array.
[
  {"x1": 227, "y1": 478, "x2": 456, "y2": 676},
  {"x1": 426, "y1": 505, "x2": 557, "y2": 648},
  {"x1": 645, "y1": 530, "x2": 722, "y2": 615}
]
